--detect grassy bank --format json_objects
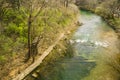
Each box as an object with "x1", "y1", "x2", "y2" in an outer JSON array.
[{"x1": 0, "y1": 3, "x2": 80, "y2": 80}]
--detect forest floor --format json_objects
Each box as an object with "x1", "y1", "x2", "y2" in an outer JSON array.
[{"x1": 0, "y1": 14, "x2": 80, "y2": 80}]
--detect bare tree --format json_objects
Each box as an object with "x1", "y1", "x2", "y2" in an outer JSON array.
[{"x1": 19, "y1": 0, "x2": 47, "y2": 62}]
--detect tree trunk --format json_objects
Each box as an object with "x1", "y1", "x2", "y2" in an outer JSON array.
[{"x1": 25, "y1": 14, "x2": 32, "y2": 62}]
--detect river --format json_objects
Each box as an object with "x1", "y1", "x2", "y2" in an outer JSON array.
[{"x1": 25, "y1": 10, "x2": 120, "y2": 80}]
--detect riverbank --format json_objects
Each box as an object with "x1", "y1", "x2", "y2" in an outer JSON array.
[
  {"x1": 77, "y1": 9, "x2": 120, "y2": 52},
  {"x1": 0, "y1": 4, "x2": 80, "y2": 80},
  {"x1": 25, "y1": 17, "x2": 80, "y2": 80},
  {"x1": 25, "y1": 10, "x2": 120, "y2": 80},
  {"x1": 75, "y1": 0, "x2": 120, "y2": 40}
]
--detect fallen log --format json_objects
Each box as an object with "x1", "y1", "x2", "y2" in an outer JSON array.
[{"x1": 13, "y1": 33, "x2": 64, "y2": 80}]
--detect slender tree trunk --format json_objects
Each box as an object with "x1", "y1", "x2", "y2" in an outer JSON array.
[
  {"x1": 66, "y1": 0, "x2": 68, "y2": 7},
  {"x1": 64, "y1": 0, "x2": 69, "y2": 7},
  {"x1": 27, "y1": 14, "x2": 32, "y2": 61},
  {"x1": 24, "y1": 0, "x2": 46, "y2": 62}
]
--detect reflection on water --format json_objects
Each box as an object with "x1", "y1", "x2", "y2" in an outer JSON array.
[{"x1": 26, "y1": 10, "x2": 120, "y2": 80}]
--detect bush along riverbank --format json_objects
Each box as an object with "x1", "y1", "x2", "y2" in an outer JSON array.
[{"x1": 0, "y1": 2, "x2": 80, "y2": 80}]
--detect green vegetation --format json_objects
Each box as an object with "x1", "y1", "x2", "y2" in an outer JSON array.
[
  {"x1": 0, "y1": 0, "x2": 75, "y2": 62},
  {"x1": 1, "y1": 0, "x2": 119, "y2": 79},
  {"x1": 0, "y1": 0, "x2": 79, "y2": 79}
]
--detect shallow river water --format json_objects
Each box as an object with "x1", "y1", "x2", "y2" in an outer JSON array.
[{"x1": 26, "y1": 10, "x2": 120, "y2": 80}]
